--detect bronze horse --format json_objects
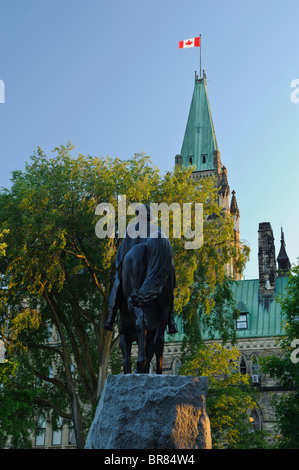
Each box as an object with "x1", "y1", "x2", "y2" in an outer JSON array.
[{"x1": 104, "y1": 206, "x2": 177, "y2": 374}]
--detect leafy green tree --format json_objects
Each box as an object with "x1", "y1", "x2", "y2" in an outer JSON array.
[
  {"x1": 179, "y1": 342, "x2": 268, "y2": 448},
  {"x1": 261, "y1": 261, "x2": 299, "y2": 449},
  {"x1": 0, "y1": 144, "x2": 248, "y2": 447},
  {"x1": 0, "y1": 145, "x2": 163, "y2": 447},
  {"x1": 0, "y1": 356, "x2": 37, "y2": 448}
]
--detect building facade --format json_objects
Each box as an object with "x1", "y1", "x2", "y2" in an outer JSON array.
[
  {"x1": 161, "y1": 73, "x2": 294, "y2": 442},
  {"x1": 162, "y1": 222, "x2": 292, "y2": 440}
]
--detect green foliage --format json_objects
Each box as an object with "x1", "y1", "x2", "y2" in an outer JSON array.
[
  {"x1": 180, "y1": 277, "x2": 241, "y2": 363},
  {"x1": 177, "y1": 174, "x2": 249, "y2": 358},
  {"x1": 0, "y1": 229, "x2": 9, "y2": 257},
  {"x1": 260, "y1": 260, "x2": 299, "y2": 448},
  {"x1": 179, "y1": 343, "x2": 268, "y2": 448},
  {"x1": 0, "y1": 143, "x2": 249, "y2": 447},
  {"x1": 0, "y1": 357, "x2": 37, "y2": 448}
]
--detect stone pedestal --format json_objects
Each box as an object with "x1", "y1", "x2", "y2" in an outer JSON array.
[{"x1": 85, "y1": 374, "x2": 211, "y2": 449}]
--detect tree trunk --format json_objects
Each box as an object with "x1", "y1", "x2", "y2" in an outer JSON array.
[
  {"x1": 71, "y1": 391, "x2": 86, "y2": 449},
  {"x1": 97, "y1": 329, "x2": 113, "y2": 398}
]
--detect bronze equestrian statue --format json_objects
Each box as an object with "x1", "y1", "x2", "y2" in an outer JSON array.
[{"x1": 104, "y1": 204, "x2": 177, "y2": 374}]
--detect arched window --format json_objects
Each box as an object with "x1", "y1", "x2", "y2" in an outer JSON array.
[
  {"x1": 251, "y1": 355, "x2": 260, "y2": 384},
  {"x1": 173, "y1": 358, "x2": 181, "y2": 375},
  {"x1": 249, "y1": 409, "x2": 263, "y2": 431},
  {"x1": 251, "y1": 355, "x2": 259, "y2": 374},
  {"x1": 202, "y1": 154, "x2": 207, "y2": 164},
  {"x1": 188, "y1": 156, "x2": 193, "y2": 165},
  {"x1": 240, "y1": 356, "x2": 247, "y2": 375}
]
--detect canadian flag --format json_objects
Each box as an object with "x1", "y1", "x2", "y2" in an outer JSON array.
[{"x1": 179, "y1": 37, "x2": 200, "y2": 49}]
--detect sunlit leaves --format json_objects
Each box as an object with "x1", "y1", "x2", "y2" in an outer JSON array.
[{"x1": 179, "y1": 343, "x2": 263, "y2": 448}]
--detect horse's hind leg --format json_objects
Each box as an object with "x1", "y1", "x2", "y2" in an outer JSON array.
[
  {"x1": 145, "y1": 333, "x2": 155, "y2": 374},
  {"x1": 136, "y1": 328, "x2": 147, "y2": 373},
  {"x1": 120, "y1": 333, "x2": 132, "y2": 374},
  {"x1": 135, "y1": 307, "x2": 147, "y2": 373}
]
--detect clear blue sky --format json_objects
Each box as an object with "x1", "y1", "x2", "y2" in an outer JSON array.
[{"x1": 0, "y1": 0, "x2": 299, "y2": 279}]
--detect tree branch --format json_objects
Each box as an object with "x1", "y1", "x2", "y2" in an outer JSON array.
[
  {"x1": 27, "y1": 342, "x2": 64, "y2": 359},
  {"x1": 35, "y1": 396, "x2": 72, "y2": 420},
  {"x1": 34, "y1": 368, "x2": 68, "y2": 393},
  {"x1": 74, "y1": 235, "x2": 105, "y2": 297}
]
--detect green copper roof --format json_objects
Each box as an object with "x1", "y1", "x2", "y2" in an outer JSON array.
[
  {"x1": 232, "y1": 278, "x2": 287, "y2": 338},
  {"x1": 181, "y1": 72, "x2": 218, "y2": 172},
  {"x1": 167, "y1": 277, "x2": 289, "y2": 343},
  {"x1": 201, "y1": 277, "x2": 288, "y2": 341}
]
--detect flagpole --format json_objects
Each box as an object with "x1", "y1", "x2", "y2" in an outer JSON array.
[{"x1": 200, "y1": 34, "x2": 202, "y2": 78}]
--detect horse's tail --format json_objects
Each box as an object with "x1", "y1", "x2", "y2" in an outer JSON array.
[{"x1": 130, "y1": 231, "x2": 173, "y2": 307}]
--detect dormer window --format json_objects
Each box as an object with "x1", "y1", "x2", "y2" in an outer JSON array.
[
  {"x1": 202, "y1": 154, "x2": 207, "y2": 164},
  {"x1": 236, "y1": 313, "x2": 248, "y2": 329},
  {"x1": 188, "y1": 156, "x2": 193, "y2": 165},
  {"x1": 236, "y1": 301, "x2": 249, "y2": 329}
]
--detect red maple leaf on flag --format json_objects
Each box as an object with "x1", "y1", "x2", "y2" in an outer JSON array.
[{"x1": 179, "y1": 37, "x2": 200, "y2": 49}]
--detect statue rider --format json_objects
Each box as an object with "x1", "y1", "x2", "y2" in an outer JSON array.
[{"x1": 104, "y1": 203, "x2": 178, "y2": 334}]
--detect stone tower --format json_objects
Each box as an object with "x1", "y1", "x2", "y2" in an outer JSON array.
[
  {"x1": 258, "y1": 222, "x2": 277, "y2": 296},
  {"x1": 175, "y1": 71, "x2": 241, "y2": 279},
  {"x1": 277, "y1": 228, "x2": 291, "y2": 277}
]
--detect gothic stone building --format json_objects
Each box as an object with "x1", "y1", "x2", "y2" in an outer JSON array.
[
  {"x1": 160, "y1": 72, "x2": 293, "y2": 440},
  {"x1": 162, "y1": 223, "x2": 292, "y2": 439}
]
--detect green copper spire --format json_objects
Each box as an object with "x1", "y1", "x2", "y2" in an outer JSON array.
[{"x1": 180, "y1": 71, "x2": 218, "y2": 172}]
